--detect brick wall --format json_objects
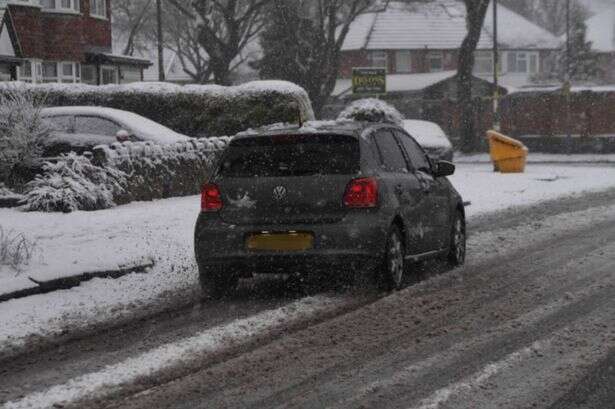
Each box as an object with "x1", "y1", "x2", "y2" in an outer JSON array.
[{"x1": 8, "y1": 0, "x2": 111, "y2": 61}]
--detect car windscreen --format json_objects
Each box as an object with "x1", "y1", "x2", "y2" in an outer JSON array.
[{"x1": 219, "y1": 134, "x2": 360, "y2": 177}]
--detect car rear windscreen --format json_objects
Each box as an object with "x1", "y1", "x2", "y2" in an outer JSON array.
[{"x1": 220, "y1": 134, "x2": 360, "y2": 177}]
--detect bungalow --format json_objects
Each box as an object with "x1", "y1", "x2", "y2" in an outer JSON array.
[
  {"x1": 336, "y1": 0, "x2": 561, "y2": 95},
  {"x1": 0, "y1": 0, "x2": 151, "y2": 84}
]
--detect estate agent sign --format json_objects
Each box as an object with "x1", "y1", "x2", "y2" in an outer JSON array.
[{"x1": 352, "y1": 68, "x2": 386, "y2": 95}]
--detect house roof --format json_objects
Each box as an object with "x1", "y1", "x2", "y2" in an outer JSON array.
[
  {"x1": 584, "y1": 4, "x2": 615, "y2": 53},
  {"x1": 342, "y1": 0, "x2": 560, "y2": 52}
]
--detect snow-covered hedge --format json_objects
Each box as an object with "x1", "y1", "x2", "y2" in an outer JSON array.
[
  {"x1": 337, "y1": 98, "x2": 404, "y2": 126},
  {"x1": 20, "y1": 153, "x2": 127, "y2": 213},
  {"x1": 1, "y1": 81, "x2": 315, "y2": 137},
  {"x1": 91, "y1": 137, "x2": 229, "y2": 204}
]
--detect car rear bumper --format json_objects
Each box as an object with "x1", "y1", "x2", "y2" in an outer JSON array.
[{"x1": 194, "y1": 212, "x2": 389, "y2": 275}]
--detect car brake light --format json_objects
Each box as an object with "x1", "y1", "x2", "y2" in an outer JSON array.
[
  {"x1": 344, "y1": 177, "x2": 378, "y2": 208},
  {"x1": 201, "y1": 183, "x2": 223, "y2": 212}
]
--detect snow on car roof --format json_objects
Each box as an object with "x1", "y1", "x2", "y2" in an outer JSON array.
[
  {"x1": 40, "y1": 106, "x2": 189, "y2": 145},
  {"x1": 403, "y1": 119, "x2": 452, "y2": 149},
  {"x1": 234, "y1": 120, "x2": 366, "y2": 139}
]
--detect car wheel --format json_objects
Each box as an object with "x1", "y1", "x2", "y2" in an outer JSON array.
[
  {"x1": 381, "y1": 226, "x2": 405, "y2": 291},
  {"x1": 448, "y1": 210, "x2": 466, "y2": 267},
  {"x1": 199, "y1": 267, "x2": 238, "y2": 300}
]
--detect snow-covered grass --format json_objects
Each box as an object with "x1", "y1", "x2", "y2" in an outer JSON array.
[
  {"x1": 1, "y1": 163, "x2": 615, "y2": 359},
  {"x1": 450, "y1": 163, "x2": 615, "y2": 217}
]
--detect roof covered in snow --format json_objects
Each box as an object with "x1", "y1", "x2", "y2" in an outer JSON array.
[
  {"x1": 583, "y1": 0, "x2": 615, "y2": 53},
  {"x1": 342, "y1": 0, "x2": 560, "y2": 52}
]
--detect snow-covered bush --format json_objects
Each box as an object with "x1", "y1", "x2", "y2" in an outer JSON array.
[
  {"x1": 20, "y1": 153, "x2": 127, "y2": 213},
  {"x1": 91, "y1": 138, "x2": 227, "y2": 204},
  {"x1": 337, "y1": 98, "x2": 404, "y2": 126},
  {"x1": 0, "y1": 226, "x2": 36, "y2": 272},
  {"x1": 0, "y1": 87, "x2": 49, "y2": 186},
  {"x1": 1, "y1": 81, "x2": 314, "y2": 138}
]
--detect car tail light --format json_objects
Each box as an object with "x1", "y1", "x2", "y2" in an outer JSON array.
[
  {"x1": 201, "y1": 183, "x2": 223, "y2": 212},
  {"x1": 344, "y1": 177, "x2": 378, "y2": 208}
]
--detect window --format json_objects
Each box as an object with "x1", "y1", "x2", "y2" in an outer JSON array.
[
  {"x1": 101, "y1": 67, "x2": 117, "y2": 84},
  {"x1": 45, "y1": 115, "x2": 74, "y2": 132},
  {"x1": 367, "y1": 51, "x2": 387, "y2": 70},
  {"x1": 395, "y1": 131, "x2": 431, "y2": 173},
  {"x1": 427, "y1": 51, "x2": 444, "y2": 72},
  {"x1": 373, "y1": 130, "x2": 408, "y2": 173},
  {"x1": 39, "y1": 0, "x2": 80, "y2": 12},
  {"x1": 220, "y1": 134, "x2": 360, "y2": 177},
  {"x1": 42, "y1": 62, "x2": 58, "y2": 82},
  {"x1": 90, "y1": 0, "x2": 106, "y2": 18},
  {"x1": 506, "y1": 51, "x2": 538, "y2": 73},
  {"x1": 81, "y1": 64, "x2": 97, "y2": 84},
  {"x1": 395, "y1": 50, "x2": 412, "y2": 73},
  {"x1": 41, "y1": 62, "x2": 80, "y2": 83},
  {"x1": 74, "y1": 116, "x2": 122, "y2": 137},
  {"x1": 474, "y1": 51, "x2": 493, "y2": 74},
  {"x1": 18, "y1": 60, "x2": 33, "y2": 82}
]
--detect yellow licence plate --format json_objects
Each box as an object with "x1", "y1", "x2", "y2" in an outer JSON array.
[{"x1": 246, "y1": 232, "x2": 314, "y2": 252}]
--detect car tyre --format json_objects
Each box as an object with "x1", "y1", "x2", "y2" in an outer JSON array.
[
  {"x1": 199, "y1": 267, "x2": 238, "y2": 300},
  {"x1": 447, "y1": 210, "x2": 466, "y2": 267},
  {"x1": 380, "y1": 226, "x2": 405, "y2": 291}
]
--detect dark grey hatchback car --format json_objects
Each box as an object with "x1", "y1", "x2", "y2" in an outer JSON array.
[{"x1": 194, "y1": 121, "x2": 466, "y2": 298}]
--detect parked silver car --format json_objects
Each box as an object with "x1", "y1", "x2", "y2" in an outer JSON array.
[
  {"x1": 40, "y1": 106, "x2": 190, "y2": 156},
  {"x1": 402, "y1": 120, "x2": 454, "y2": 162}
]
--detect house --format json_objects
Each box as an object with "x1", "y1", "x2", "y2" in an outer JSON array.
[
  {"x1": 337, "y1": 0, "x2": 561, "y2": 94},
  {"x1": 0, "y1": 0, "x2": 151, "y2": 85}
]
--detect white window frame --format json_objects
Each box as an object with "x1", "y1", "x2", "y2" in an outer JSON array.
[
  {"x1": 89, "y1": 0, "x2": 107, "y2": 19},
  {"x1": 474, "y1": 50, "x2": 493, "y2": 74},
  {"x1": 39, "y1": 0, "x2": 80, "y2": 13},
  {"x1": 427, "y1": 51, "x2": 444, "y2": 72},
  {"x1": 17, "y1": 60, "x2": 34, "y2": 82},
  {"x1": 395, "y1": 50, "x2": 412, "y2": 73},
  {"x1": 367, "y1": 50, "x2": 388, "y2": 70},
  {"x1": 41, "y1": 61, "x2": 81, "y2": 83},
  {"x1": 506, "y1": 51, "x2": 539, "y2": 74}
]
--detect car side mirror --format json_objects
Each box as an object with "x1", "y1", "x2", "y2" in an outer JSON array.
[
  {"x1": 434, "y1": 160, "x2": 455, "y2": 177},
  {"x1": 116, "y1": 129, "x2": 131, "y2": 142}
]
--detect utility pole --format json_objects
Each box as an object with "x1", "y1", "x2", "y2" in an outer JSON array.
[
  {"x1": 492, "y1": 0, "x2": 499, "y2": 130},
  {"x1": 156, "y1": 0, "x2": 165, "y2": 82},
  {"x1": 565, "y1": 0, "x2": 572, "y2": 142}
]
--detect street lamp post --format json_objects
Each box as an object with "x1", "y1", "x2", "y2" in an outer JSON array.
[
  {"x1": 492, "y1": 0, "x2": 499, "y2": 130},
  {"x1": 157, "y1": 0, "x2": 165, "y2": 82},
  {"x1": 565, "y1": 0, "x2": 572, "y2": 142}
]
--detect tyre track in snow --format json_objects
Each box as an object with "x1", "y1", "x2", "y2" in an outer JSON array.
[
  {"x1": 102, "y1": 200, "x2": 615, "y2": 409},
  {"x1": 2, "y1": 189, "x2": 615, "y2": 408}
]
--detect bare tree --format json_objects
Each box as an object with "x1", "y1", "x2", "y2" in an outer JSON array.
[
  {"x1": 458, "y1": 0, "x2": 490, "y2": 153},
  {"x1": 112, "y1": 0, "x2": 155, "y2": 56},
  {"x1": 165, "y1": 0, "x2": 270, "y2": 85},
  {"x1": 258, "y1": 0, "x2": 374, "y2": 117}
]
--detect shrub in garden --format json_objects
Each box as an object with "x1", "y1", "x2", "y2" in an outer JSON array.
[
  {"x1": 20, "y1": 153, "x2": 127, "y2": 213},
  {"x1": 0, "y1": 87, "x2": 49, "y2": 187},
  {"x1": 0, "y1": 226, "x2": 36, "y2": 273},
  {"x1": 337, "y1": 98, "x2": 404, "y2": 126}
]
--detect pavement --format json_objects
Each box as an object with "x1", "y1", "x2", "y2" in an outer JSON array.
[{"x1": 2, "y1": 190, "x2": 615, "y2": 409}]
